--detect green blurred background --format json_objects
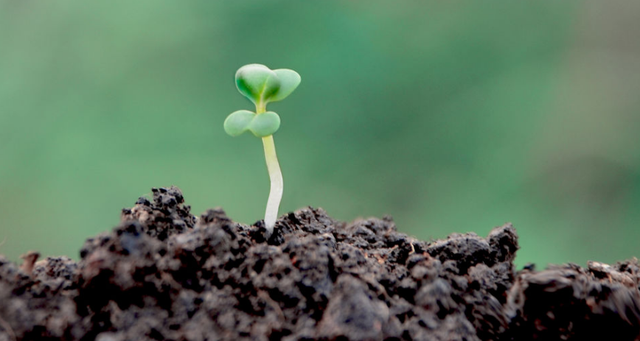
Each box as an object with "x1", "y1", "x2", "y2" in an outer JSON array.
[{"x1": 1, "y1": 1, "x2": 639, "y2": 268}]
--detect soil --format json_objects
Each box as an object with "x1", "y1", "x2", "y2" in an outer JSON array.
[{"x1": 1, "y1": 186, "x2": 639, "y2": 341}]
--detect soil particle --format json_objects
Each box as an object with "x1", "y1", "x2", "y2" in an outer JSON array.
[{"x1": 0, "y1": 186, "x2": 639, "y2": 341}]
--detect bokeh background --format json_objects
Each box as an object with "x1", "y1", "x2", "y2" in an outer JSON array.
[{"x1": 1, "y1": 1, "x2": 639, "y2": 267}]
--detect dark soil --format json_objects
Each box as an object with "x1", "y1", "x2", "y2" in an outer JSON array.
[{"x1": 1, "y1": 186, "x2": 639, "y2": 341}]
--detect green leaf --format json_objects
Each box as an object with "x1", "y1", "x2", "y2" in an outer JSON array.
[
  {"x1": 224, "y1": 110, "x2": 281, "y2": 137},
  {"x1": 235, "y1": 64, "x2": 280, "y2": 105},
  {"x1": 270, "y1": 69, "x2": 301, "y2": 102},
  {"x1": 250, "y1": 111, "x2": 281, "y2": 137},
  {"x1": 224, "y1": 110, "x2": 255, "y2": 137}
]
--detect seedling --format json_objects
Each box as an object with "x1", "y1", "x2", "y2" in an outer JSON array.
[{"x1": 224, "y1": 64, "x2": 301, "y2": 235}]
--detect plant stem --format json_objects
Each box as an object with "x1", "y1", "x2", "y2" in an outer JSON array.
[
  {"x1": 256, "y1": 100, "x2": 282, "y2": 235},
  {"x1": 261, "y1": 134, "x2": 282, "y2": 234}
]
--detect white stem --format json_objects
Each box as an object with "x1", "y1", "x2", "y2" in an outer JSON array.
[{"x1": 262, "y1": 134, "x2": 282, "y2": 235}]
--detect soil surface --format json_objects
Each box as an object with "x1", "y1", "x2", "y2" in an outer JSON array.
[{"x1": 1, "y1": 186, "x2": 639, "y2": 341}]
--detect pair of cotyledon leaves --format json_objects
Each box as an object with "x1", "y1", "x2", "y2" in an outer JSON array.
[{"x1": 224, "y1": 64, "x2": 301, "y2": 138}]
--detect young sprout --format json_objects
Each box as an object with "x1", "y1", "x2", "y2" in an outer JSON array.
[{"x1": 224, "y1": 64, "x2": 301, "y2": 235}]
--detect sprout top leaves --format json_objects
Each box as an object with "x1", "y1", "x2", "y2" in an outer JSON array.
[
  {"x1": 235, "y1": 64, "x2": 301, "y2": 107},
  {"x1": 224, "y1": 64, "x2": 300, "y2": 138}
]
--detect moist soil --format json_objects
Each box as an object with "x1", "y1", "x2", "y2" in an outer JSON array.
[{"x1": 1, "y1": 186, "x2": 639, "y2": 341}]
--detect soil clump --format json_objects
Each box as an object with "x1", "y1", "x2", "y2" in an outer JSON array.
[{"x1": 0, "y1": 186, "x2": 639, "y2": 341}]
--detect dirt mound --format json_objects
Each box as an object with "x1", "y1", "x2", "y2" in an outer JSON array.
[{"x1": 0, "y1": 186, "x2": 639, "y2": 341}]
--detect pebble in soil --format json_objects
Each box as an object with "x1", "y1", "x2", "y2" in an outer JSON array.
[{"x1": 0, "y1": 186, "x2": 639, "y2": 341}]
